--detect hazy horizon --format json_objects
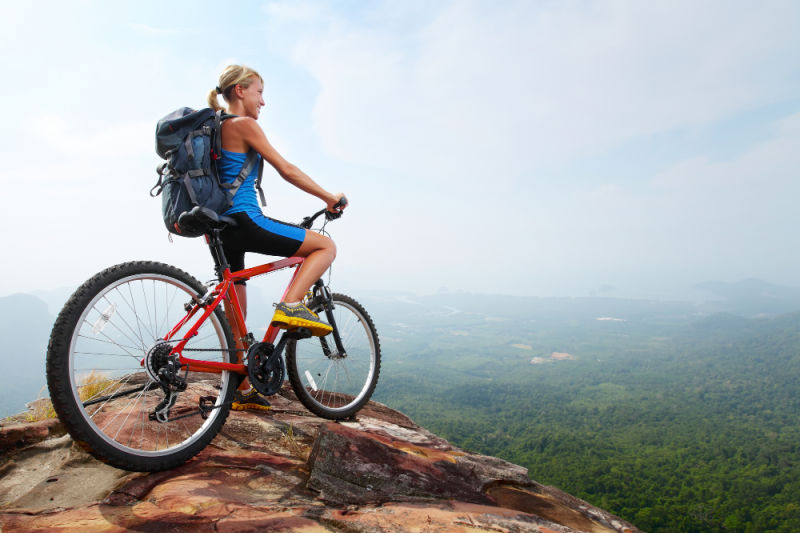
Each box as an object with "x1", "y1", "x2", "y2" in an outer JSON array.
[{"x1": 1, "y1": 1, "x2": 798, "y2": 300}]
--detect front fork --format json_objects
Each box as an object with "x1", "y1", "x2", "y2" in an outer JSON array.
[{"x1": 309, "y1": 279, "x2": 346, "y2": 358}]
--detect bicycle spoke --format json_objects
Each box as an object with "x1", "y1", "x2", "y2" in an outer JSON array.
[
  {"x1": 81, "y1": 314, "x2": 143, "y2": 362},
  {"x1": 158, "y1": 283, "x2": 172, "y2": 340},
  {"x1": 73, "y1": 350, "x2": 143, "y2": 358},
  {"x1": 150, "y1": 280, "x2": 158, "y2": 343},
  {"x1": 124, "y1": 283, "x2": 151, "y2": 347},
  {"x1": 102, "y1": 293, "x2": 148, "y2": 352},
  {"x1": 318, "y1": 362, "x2": 334, "y2": 398},
  {"x1": 86, "y1": 375, "x2": 138, "y2": 412},
  {"x1": 336, "y1": 314, "x2": 358, "y2": 346},
  {"x1": 99, "y1": 380, "x2": 147, "y2": 434},
  {"x1": 111, "y1": 387, "x2": 148, "y2": 442},
  {"x1": 139, "y1": 280, "x2": 156, "y2": 344}
]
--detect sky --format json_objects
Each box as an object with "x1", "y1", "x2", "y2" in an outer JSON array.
[{"x1": 1, "y1": 0, "x2": 799, "y2": 302}]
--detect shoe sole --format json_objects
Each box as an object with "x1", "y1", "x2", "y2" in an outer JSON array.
[
  {"x1": 271, "y1": 316, "x2": 333, "y2": 337},
  {"x1": 231, "y1": 403, "x2": 272, "y2": 411}
]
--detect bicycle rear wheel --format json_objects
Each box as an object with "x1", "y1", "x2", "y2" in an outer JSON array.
[
  {"x1": 46, "y1": 261, "x2": 237, "y2": 471},
  {"x1": 286, "y1": 293, "x2": 380, "y2": 419}
]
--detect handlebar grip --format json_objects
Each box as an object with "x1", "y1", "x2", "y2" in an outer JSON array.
[{"x1": 324, "y1": 196, "x2": 347, "y2": 221}]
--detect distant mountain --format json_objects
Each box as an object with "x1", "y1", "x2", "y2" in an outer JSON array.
[
  {"x1": 0, "y1": 294, "x2": 54, "y2": 418},
  {"x1": 694, "y1": 278, "x2": 800, "y2": 316},
  {"x1": 31, "y1": 286, "x2": 77, "y2": 315}
]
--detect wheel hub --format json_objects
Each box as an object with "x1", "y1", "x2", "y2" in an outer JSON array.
[{"x1": 327, "y1": 351, "x2": 346, "y2": 360}]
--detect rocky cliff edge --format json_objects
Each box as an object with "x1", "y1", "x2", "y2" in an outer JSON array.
[{"x1": 0, "y1": 386, "x2": 642, "y2": 532}]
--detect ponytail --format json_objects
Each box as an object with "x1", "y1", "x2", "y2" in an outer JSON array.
[{"x1": 208, "y1": 88, "x2": 224, "y2": 112}]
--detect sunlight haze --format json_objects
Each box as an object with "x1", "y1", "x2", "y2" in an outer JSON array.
[{"x1": 1, "y1": 0, "x2": 798, "y2": 300}]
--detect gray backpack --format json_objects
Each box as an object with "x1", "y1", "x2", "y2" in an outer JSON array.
[{"x1": 150, "y1": 107, "x2": 265, "y2": 237}]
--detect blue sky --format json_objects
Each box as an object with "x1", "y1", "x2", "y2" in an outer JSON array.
[{"x1": 1, "y1": 0, "x2": 799, "y2": 301}]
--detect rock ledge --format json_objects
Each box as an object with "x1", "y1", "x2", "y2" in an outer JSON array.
[{"x1": 0, "y1": 386, "x2": 641, "y2": 532}]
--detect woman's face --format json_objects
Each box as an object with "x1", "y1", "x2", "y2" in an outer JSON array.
[{"x1": 239, "y1": 77, "x2": 265, "y2": 119}]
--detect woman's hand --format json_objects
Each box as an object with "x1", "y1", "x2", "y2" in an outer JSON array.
[{"x1": 327, "y1": 194, "x2": 348, "y2": 213}]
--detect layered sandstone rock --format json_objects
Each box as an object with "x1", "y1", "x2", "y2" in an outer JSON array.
[{"x1": 0, "y1": 386, "x2": 641, "y2": 532}]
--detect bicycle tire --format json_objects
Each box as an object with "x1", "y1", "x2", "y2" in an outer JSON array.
[
  {"x1": 286, "y1": 293, "x2": 380, "y2": 419},
  {"x1": 46, "y1": 261, "x2": 237, "y2": 471}
]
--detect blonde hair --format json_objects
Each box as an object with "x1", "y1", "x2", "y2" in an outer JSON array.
[{"x1": 207, "y1": 65, "x2": 263, "y2": 112}]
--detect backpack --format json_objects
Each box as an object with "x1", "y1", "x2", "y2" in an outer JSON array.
[{"x1": 149, "y1": 107, "x2": 266, "y2": 237}]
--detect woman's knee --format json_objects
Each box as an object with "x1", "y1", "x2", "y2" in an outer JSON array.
[
  {"x1": 324, "y1": 236, "x2": 337, "y2": 260},
  {"x1": 296, "y1": 231, "x2": 336, "y2": 258},
  {"x1": 312, "y1": 234, "x2": 336, "y2": 264}
]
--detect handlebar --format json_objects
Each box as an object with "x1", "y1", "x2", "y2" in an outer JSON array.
[{"x1": 300, "y1": 196, "x2": 348, "y2": 229}]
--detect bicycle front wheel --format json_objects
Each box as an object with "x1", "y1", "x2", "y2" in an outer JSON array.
[
  {"x1": 46, "y1": 261, "x2": 237, "y2": 472},
  {"x1": 286, "y1": 293, "x2": 381, "y2": 419}
]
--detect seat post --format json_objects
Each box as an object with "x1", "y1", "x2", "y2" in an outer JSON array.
[{"x1": 205, "y1": 229, "x2": 231, "y2": 281}]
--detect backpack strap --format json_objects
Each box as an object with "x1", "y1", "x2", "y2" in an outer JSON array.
[
  {"x1": 214, "y1": 110, "x2": 267, "y2": 207},
  {"x1": 220, "y1": 150, "x2": 266, "y2": 207},
  {"x1": 183, "y1": 174, "x2": 199, "y2": 204},
  {"x1": 214, "y1": 110, "x2": 224, "y2": 159},
  {"x1": 255, "y1": 157, "x2": 266, "y2": 207}
]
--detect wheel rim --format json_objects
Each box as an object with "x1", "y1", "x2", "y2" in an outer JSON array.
[
  {"x1": 289, "y1": 299, "x2": 377, "y2": 414},
  {"x1": 67, "y1": 273, "x2": 231, "y2": 456}
]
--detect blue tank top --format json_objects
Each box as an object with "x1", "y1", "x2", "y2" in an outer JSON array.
[{"x1": 218, "y1": 149, "x2": 263, "y2": 216}]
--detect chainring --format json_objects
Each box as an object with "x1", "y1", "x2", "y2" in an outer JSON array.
[{"x1": 247, "y1": 342, "x2": 285, "y2": 396}]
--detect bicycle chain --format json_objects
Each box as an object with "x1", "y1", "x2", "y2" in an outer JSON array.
[
  {"x1": 182, "y1": 347, "x2": 245, "y2": 353},
  {"x1": 158, "y1": 339, "x2": 282, "y2": 422}
]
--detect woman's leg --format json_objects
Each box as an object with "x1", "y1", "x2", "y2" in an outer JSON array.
[
  {"x1": 283, "y1": 230, "x2": 336, "y2": 303},
  {"x1": 234, "y1": 284, "x2": 247, "y2": 320}
]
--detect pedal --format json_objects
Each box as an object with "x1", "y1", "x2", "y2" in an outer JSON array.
[
  {"x1": 198, "y1": 396, "x2": 217, "y2": 419},
  {"x1": 287, "y1": 327, "x2": 313, "y2": 339}
]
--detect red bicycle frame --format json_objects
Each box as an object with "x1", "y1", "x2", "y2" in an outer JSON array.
[{"x1": 161, "y1": 255, "x2": 306, "y2": 375}]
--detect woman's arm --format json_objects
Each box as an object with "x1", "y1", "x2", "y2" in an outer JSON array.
[{"x1": 224, "y1": 117, "x2": 344, "y2": 211}]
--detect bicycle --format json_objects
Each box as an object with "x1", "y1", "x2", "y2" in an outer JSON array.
[{"x1": 46, "y1": 200, "x2": 380, "y2": 472}]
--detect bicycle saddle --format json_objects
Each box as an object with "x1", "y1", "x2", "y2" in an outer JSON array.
[{"x1": 177, "y1": 206, "x2": 237, "y2": 235}]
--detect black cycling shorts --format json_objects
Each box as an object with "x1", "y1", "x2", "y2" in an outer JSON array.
[{"x1": 220, "y1": 212, "x2": 306, "y2": 284}]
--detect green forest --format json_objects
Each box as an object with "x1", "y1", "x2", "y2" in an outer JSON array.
[
  {"x1": 4, "y1": 284, "x2": 799, "y2": 531},
  {"x1": 368, "y1": 291, "x2": 800, "y2": 532}
]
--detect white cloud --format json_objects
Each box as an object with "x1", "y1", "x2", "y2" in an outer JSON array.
[
  {"x1": 0, "y1": 1, "x2": 798, "y2": 298},
  {"x1": 268, "y1": 1, "x2": 800, "y2": 185},
  {"x1": 246, "y1": 1, "x2": 800, "y2": 296}
]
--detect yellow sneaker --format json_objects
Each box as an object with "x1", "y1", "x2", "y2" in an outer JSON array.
[
  {"x1": 271, "y1": 302, "x2": 333, "y2": 337},
  {"x1": 231, "y1": 389, "x2": 272, "y2": 411}
]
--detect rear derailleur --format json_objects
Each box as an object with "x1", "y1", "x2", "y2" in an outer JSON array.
[{"x1": 145, "y1": 341, "x2": 188, "y2": 423}]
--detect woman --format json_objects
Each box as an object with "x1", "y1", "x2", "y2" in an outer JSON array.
[{"x1": 209, "y1": 65, "x2": 345, "y2": 410}]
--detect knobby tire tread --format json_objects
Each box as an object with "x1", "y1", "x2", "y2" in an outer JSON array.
[{"x1": 46, "y1": 261, "x2": 236, "y2": 472}]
